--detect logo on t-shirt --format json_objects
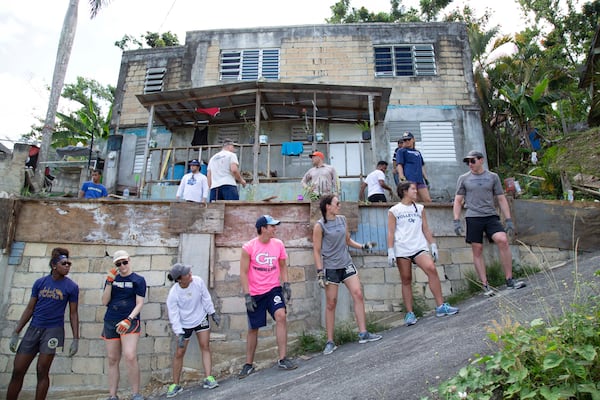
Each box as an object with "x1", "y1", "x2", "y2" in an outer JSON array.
[{"x1": 252, "y1": 252, "x2": 277, "y2": 272}]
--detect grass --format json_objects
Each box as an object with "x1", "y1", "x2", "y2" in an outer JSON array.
[
  {"x1": 290, "y1": 316, "x2": 387, "y2": 356},
  {"x1": 426, "y1": 251, "x2": 600, "y2": 400}
]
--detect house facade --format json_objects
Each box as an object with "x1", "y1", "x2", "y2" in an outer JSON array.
[{"x1": 110, "y1": 23, "x2": 484, "y2": 201}]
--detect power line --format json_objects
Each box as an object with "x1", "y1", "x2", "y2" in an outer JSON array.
[{"x1": 158, "y1": 0, "x2": 178, "y2": 32}]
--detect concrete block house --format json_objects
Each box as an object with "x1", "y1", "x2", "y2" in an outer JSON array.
[{"x1": 110, "y1": 22, "x2": 485, "y2": 201}]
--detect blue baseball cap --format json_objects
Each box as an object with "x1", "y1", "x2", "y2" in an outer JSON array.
[
  {"x1": 255, "y1": 215, "x2": 280, "y2": 229},
  {"x1": 189, "y1": 159, "x2": 201, "y2": 166}
]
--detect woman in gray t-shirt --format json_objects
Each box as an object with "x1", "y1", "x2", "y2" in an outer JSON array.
[{"x1": 312, "y1": 194, "x2": 382, "y2": 355}]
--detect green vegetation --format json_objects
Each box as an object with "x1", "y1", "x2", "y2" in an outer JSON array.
[
  {"x1": 428, "y1": 264, "x2": 600, "y2": 400},
  {"x1": 290, "y1": 316, "x2": 387, "y2": 356}
]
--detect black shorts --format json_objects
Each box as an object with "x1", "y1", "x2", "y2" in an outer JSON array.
[
  {"x1": 18, "y1": 326, "x2": 64, "y2": 355},
  {"x1": 182, "y1": 317, "x2": 210, "y2": 339},
  {"x1": 398, "y1": 250, "x2": 427, "y2": 264},
  {"x1": 465, "y1": 215, "x2": 505, "y2": 244},
  {"x1": 325, "y1": 263, "x2": 358, "y2": 285},
  {"x1": 246, "y1": 286, "x2": 286, "y2": 330},
  {"x1": 102, "y1": 319, "x2": 141, "y2": 340},
  {"x1": 367, "y1": 193, "x2": 387, "y2": 203}
]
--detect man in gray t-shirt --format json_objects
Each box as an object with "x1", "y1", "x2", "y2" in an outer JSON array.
[{"x1": 452, "y1": 150, "x2": 526, "y2": 296}]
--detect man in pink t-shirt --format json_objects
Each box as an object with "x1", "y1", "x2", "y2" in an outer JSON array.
[{"x1": 238, "y1": 215, "x2": 297, "y2": 378}]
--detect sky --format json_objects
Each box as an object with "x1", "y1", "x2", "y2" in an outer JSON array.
[{"x1": 0, "y1": 0, "x2": 527, "y2": 149}]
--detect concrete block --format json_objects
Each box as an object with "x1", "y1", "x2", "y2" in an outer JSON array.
[
  {"x1": 145, "y1": 319, "x2": 170, "y2": 337},
  {"x1": 144, "y1": 270, "x2": 168, "y2": 287},
  {"x1": 23, "y1": 243, "x2": 47, "y2": 257},
  {"x1": 358, "y1": 267, "x2": 385, "y2": 284},
  {"x1": 9, "y1": 287, "x2": 26, "y2": 304},
  {"x1": 216, "y1": 247, "x2": 241, "y2": 261},
  {"x1": 451, "y1": 247, "x2": 474, "y2": 264},
  {"x1": 0, "y1": 354, "x2": 9, "y2": 373},
  {"x1": 287, "y1": 266, "x2": 306, "y2": 282},
  {"x1": 384, "y1": 267, "x2": 401, "y2": 283},
  {"x1": 363, "y1": 284, "x2": 396, "y2": 300},
  {"x1": 81, "y1": 322, "x2": 103, "y2": 340},
  {"x1": 78, "y1": 305, "x2": 99, "y2": 322},
  {"x1": 443, "y1": 264, "x2": 462, "y2": 281},
  {"x1": 72, "y1": 356, "x2": 104, "y2": 374},
  {"x1": 12, "y1": 272, "x2": 44, "y2": 288},
  {"x1": 154, "y1": 336, "x2": 172, "y2": 353},
  {"x1": 67, "y1": 260, "x2": 90, "y2": 273},
  {"x1": 6, "y1": 304, "x2": 26, "y2": 321},
  {"x1": 288, "y1": 249, "x2": 314, "y2": 267},
  {"x1": 221, "y1": 296, "x2": 245, "y2": 314},
  {"x1": 140, "y1": 302, "x2": 162, "y2": 321},
  {"x1": 151, "y1": 254, "x2": 176, "y2": 270},
  {"x1": 28, "y1": 257, "x2": 51, "y2": 272},
  {"x1": 148, "y1": 286, "x2": 170, "y2": 304},
  {"x1": 73, "y1": 273, "x2": 104, "y2": 289},
  {"x1": 229, "y1": 314, "x2": 249, "y2": 332}
]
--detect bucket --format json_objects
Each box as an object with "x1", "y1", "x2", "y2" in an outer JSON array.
[
  {"x1": 167, "y1": 165, "x2": 185, "y2": 180},
  {"x1": 259, "y1": 135, "x2": 268, "y2": 144},
  {"x1": 504, "y1": 177, "x2": 515, "y2": 193}
]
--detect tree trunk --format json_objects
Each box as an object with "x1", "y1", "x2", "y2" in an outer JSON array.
[{"x1": 35, "y1": 0, "x2": 79, "y2": 191}]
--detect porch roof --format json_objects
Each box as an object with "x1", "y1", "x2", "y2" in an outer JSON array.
[{"x1": 136, "y1": 81, "x2": 391, "y2": 131}]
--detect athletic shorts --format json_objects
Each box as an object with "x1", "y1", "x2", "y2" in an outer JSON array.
[
  {"x1": 325, "y1": 263, "x2": 358, "y2": 285},
  {"x1": 210, "y1": 185, "x2": 239, "y2": 201},
  {"x1": 247, "y1": 286, "x2": 286, "y2": 330},
  {"x1": 465, "y1": 215, "x2": 505, "y2": 244},
  {"x1": 182, "y1": 317, "x2": 210, "y2": 339},
  {"x1": 416, "y1": 183, "x2": 428, "y2": 189},
  {"x1": 398, "y1": 250, "x2": 427, "y2": 264},
  {"x1": 102, "y1": 319, "x2": 141, "y2": 340},
  {"x1": 367, "y1": 193, "x2": 387, "y2": 203},
  {"x1": 18, "y1": 325, "x2": 64, "y2": 355}
]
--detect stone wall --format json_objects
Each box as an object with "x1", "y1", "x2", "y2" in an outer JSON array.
[{"x1": 0, "y1": 199, "x2": 573, "y2": 398}]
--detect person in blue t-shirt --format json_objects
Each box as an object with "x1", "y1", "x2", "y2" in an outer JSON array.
[
  {"x1": 395, "y1": 132, "x2": 431, "y2": 202},
  {"x1": 7, "y1": 247, "x2": 79, "y2": 400},
  {"x1": 101, "y1": 250, "x2": 147, "y2": 400},
  {"x1": 79, "y1": 169, "x2": 108, "y2": 199}
]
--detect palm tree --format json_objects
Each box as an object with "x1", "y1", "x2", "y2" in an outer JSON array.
[{"x1": 35, "y1": 0, "x2": 110, "y2": 191}]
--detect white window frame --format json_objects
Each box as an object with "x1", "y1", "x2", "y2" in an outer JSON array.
[
  {"x1": 374, "y1": 44, "x2": 436, "y2": 77},
  {"x1": 220, "y1": 49, "x2": 280, "y2": 81}
]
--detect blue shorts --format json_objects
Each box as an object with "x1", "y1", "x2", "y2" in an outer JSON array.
[
  {"x1": 18, "y1": 326, "x2": 64, "y2": 355},
  {"x1": 102, "y1": 319, "x2": 141, "y2": 340},
  {"x1": 466, "y1": 215, "x2": 505, "y2": 244},
  {"x1": 210, "y1": 185, "x2": 239, "y2": 201},
  {"x1": 247, "y1": 286, "x2": 286, "y2": 330},
  {"x1": 325, "y1": 263, "x2": 358, "y2": 285},
  {"x1": 182, "y1": 317, "x2": 210, "y2": 339}
]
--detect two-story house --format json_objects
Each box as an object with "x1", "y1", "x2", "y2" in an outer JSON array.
[{"x1": 110, "y1": 22, "x2": 484, "y2": 201}]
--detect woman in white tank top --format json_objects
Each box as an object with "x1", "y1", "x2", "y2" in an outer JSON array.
[{"x1": 387, "y1": 182, "x2": 459, "y2": 326}]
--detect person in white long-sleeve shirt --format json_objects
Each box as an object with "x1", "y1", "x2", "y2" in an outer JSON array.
[
  {"x1": 176, "y1": 160, "x2": 209, "y2": 203},
  {"x1": 165, "y1": 264, "x2": 220, "y2": 397}
]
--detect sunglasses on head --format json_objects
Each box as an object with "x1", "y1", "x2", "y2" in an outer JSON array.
[
  {"x1": 466, "y1": 158, "x2": 480, "y2": 164},
  {"x1": 403, "y1": 138, "x2": 412, "y2": 141},
  {"x1": 60, "y1": 261, "x2": 72, "y2": 266},
  {"x1": 115, "y1": 260, "x2": 129, "y2": 267}
]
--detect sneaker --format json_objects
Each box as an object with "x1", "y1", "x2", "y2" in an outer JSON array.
[
  {"x1": 238, "y1": 363, "x2": 255, "y2": 379},
  {"x1": 404, "y1": 311, "x2": 417, "y2": 326},
  {"x1": 278, "y1": 357, "x2": 298, "y2": 370},
  {"x1": 482, "y1": 284, "x2": 495, "y2": 297},
  {"x1": 436, "y1": 303, "x2": 459, "y2": 317},
  {"x1": 323, "y1": 341, "x2": 337, "y2": 355},
  {"x1": 203, "y1": 376, "x2": 219, "y2": 389},
  {"x1": 506, "y1": 278, "x2": 527, "y2": 289},
  {"x1": 358, "y1": 331, "x2": 382, "y2": 344},
  {"x1": 166, "y1": 384, "x2": 182, "y2": 398},
  {"x1": 131, "y1": 394, "x2": 145, "y2": 400}
]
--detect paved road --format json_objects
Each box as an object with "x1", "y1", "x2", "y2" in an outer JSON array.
[{"x1": 147, "y1": 252, "x2": 599, "y2": 400}]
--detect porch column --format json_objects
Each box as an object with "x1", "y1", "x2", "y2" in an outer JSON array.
[
  {"x1": 253, "y1": 92, "x2": 261, "y2": 183},
  {"x1": 368, "y1": 94, "x2": 376, "y2": 168},
  {"x1": 139, "y1": 104, "x2": 154, "y2": 198}
]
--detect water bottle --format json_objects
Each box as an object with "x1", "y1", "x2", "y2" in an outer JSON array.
[{"x1": 123, "y1": 188, "x2": 129, "y2": 199}]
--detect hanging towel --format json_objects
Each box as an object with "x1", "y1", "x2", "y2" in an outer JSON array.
[
  {"x1": 195, "y1": 107, "x2": 220, "y2": 117},
  {"x1": 281, "y1": 142, "x2": 304, "y2": 156}
]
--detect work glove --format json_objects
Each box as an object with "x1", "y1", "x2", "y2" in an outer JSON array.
[
  {"x1": 177, "y1": 334, "x2": 185, "y2": 348},
  {"x1": 362, "y1": 241, "x2": 377, "y2": 251},
  {"x1": 387, "y1": 248, "x2": 396, "y2": 267},
  {"x1": 115, "y1": 318, "x2": 132, "y2": 334},
  {"x1": 317, "y1": 269, "x2": 326, "y2": 289},
  {"x1": 211, "y1": 313, "x2": 221, "y2": 327},
  {"x1": 106, "y1": 267, "x2": 118, "y2": 285},
  {"x1": 430, "y1": 243, "x2": 438, "y2": 262},
  {"x1": 282, "y1": 282, "x2": 292, "y2": 303},
  {"x1": 68, "y1": 339, "x2": 79, "y2": 357},
  {"x1": 453, "y1": 219, "x2": 463, "y2": 236},
  {"x1": 9, "y1": 332, "x2": 19, "y2": 353},
  {"x1": 505, "y1": 219, "x2": 514, "y2": 235},
  {"x1": 244, "y1": 293, "x2": 257, "y2": 313}
]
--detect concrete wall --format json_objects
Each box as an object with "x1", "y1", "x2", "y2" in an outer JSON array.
[{"x1": 1, "y1": 199, "x2": 571, "y2": 398}]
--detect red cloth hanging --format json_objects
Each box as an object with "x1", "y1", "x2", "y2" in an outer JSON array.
[{"x1": 195, "y1": 107, "x2": 220, "y2": 117}]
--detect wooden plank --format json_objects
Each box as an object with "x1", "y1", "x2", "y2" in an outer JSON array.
[
  {"x1": 309, "y1": 200, "x2": 359, "y2": 232},
  {"x1": 513, "y1": 199, "x2": 600, "y2": 251},
  {"x1": 168, "y1": 202, "x2": 225, "y2": 233}
]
